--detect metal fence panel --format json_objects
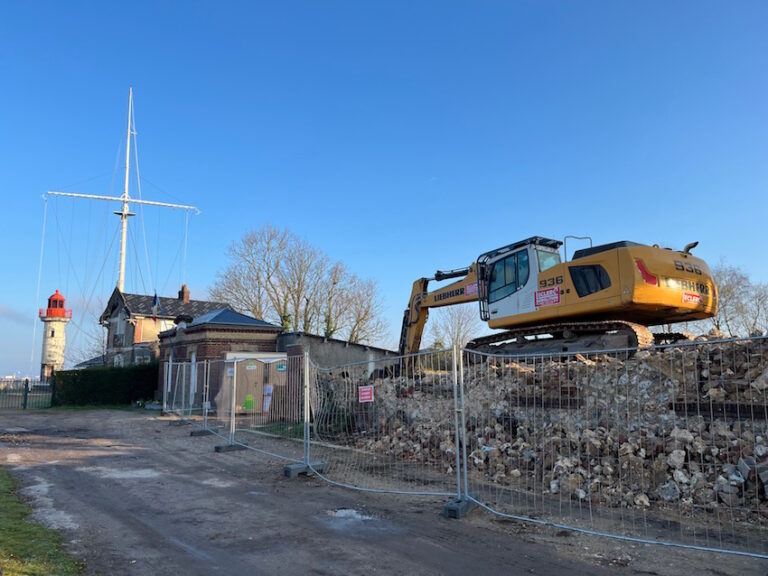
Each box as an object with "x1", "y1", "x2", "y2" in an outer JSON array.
[
  {"x1": 205, "y1": 359, "x2": 234, "y2": 439},
  {"x1": 0, "y1": 380, "x2": 51, "y2": 410},
  {"x1": 309, "y1": 349, "x2": 461, "y2": 496},
  {"x1": 460, "y1": 336, "x2": 768, "y2": 557},
  {"x1": 227, "y1": 356, "x2": 305, "y2": 462},
  {"x1": 166, "y1": 362, "x2": 191, "y2": 418}
]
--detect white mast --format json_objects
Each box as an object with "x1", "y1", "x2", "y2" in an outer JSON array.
[
  {"x1": 117, "y1": 87, "x2": 134, "y2": 292},
  {"x1": 46, "y1": 87, "x2": 199, "y2": 294}
]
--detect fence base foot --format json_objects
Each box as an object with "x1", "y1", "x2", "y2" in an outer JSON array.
[
  {"x1": 443, "y1": 497, "x2": 475, "y2": 519},
  {"x1": 190, "y1": 429, "x2": 214, "y2": 437},
  {"x1": 283, "y1": 461, "x2": 326, "y2": 478},
  {"x1": 214, "y1": 443, "x2": 246, "y2": 453},
  {"x1": 169, "y1": 419, "x2": 192, "y2": 426}
]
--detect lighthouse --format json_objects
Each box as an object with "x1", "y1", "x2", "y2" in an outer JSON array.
[{"x1": 39, "y1": 289, "x2": 71, "y2": 382}]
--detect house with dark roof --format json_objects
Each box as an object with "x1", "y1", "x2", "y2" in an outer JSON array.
[
  {"x1": 157, "y1": 307, "x2": 284, "y2": 364},
  {"x1": 99, "y1": 284, "x2": 230, "y2": 367}
]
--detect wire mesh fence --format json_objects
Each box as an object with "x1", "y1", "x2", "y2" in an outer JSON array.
[
  {"x1": 0, "y1": 380, "x2": 52, "y2": 409},
  {"x1": 229, "y1": 356, "x2": 305, "y2": 462},
  {"x1": 164, "y1": 357, "x2": 306, "y2": 462},
  {"x1": 165, "y1": 361, "x2": 202, "y2": 419},
  {"x1": 460, "y1": 336, "x2": 768, "y2": 557},
  {"x1": 159, "y1": 336, "x2": 768, "y2": 558},
  {"x1": 308, "y1": 350, "x2": 461, "y2": 496}
]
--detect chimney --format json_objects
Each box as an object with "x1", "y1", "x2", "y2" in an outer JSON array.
[{"x1": 178, "y1": 284, "x2": 190, "y2": 303}]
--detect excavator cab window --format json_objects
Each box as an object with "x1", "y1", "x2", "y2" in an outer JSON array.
[
  {"x1": 489, "y1": 250, "x2": 529, "y2": 303},
  {"x1": 537, "y1": 249, "x2": 561, "y2": 273}
]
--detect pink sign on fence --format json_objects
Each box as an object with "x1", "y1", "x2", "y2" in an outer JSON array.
[{"x1": 358, "y1": 385, "x2": 374, "y2": 403}]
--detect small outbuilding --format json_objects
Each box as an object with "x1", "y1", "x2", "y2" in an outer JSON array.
[{"x1": 157, "y1": 308, "x2": 284, "y2": 364}]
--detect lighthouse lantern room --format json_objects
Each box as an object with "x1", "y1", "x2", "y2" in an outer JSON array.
[{"x1": 39, "y1": 289, "x2": 71, "y2": 382}]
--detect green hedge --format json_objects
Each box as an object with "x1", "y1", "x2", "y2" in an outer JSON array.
[{"x1": 52, "y1": 363, "x2": 159, "y2": 406}]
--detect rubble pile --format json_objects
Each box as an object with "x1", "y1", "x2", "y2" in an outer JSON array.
[{"x1": 315, "y1": 338, "x2": 768, "y2": 514}]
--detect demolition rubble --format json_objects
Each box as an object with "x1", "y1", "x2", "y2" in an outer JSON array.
[{"x1": 316, "y1": 337, "x2": 768, "y2": 519}]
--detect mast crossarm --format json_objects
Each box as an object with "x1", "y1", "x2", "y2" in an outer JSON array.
[{"x1": 46, "y1": 191, "x2": 200, "y2": 214}]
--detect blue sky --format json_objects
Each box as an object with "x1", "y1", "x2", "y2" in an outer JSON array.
[{"x1": 1, "y1": 1, "x2": 767, "y2": 376}]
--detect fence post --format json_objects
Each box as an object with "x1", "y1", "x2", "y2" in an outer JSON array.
[
  {"x1": 203, "y1": 360, "x2": 209, "y2": 429},
  {"x1": 181, "y1": 362, "x2": 187, "y2": 419},
  {"x1": 459, "y1": 348, "x2": 470, "y2": 499},
  {"x1": 191, "y1": 360, "x2": 214, "y2": 437},
  {"x1": 303, "y1": 352, "x2": 310, "y2": 466},
  {"x1": 452, "y1": 346, "x2": 462, "y2": 500},
  {"x1": 443, "y1": 346, "x2": 474, "y2": 518},
  {"x1": 22, "y1": 379, "x2": 29, "y2": 410},
  {"x1": 214, "y1": 360, "x2": 246, "y2": 452},
  {"x1": 163, "y1": 359, "x2": 171, "y2": 413},
  {"x1": 284, "y1": 352, "x2": 326, "y2": 477},
  {"x1": 229, "y1": 360, "x2": 237, "y2": 444}
]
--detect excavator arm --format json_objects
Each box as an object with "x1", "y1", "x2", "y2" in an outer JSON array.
[{"x1": 398, "y1": 263, "x2": 480, "y2": 355}]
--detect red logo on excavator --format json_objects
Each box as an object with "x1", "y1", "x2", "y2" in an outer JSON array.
[{"x1": 634, "y1": 259, "x2": 658, "y2": 286}]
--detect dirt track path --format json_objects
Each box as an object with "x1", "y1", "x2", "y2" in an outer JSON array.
[{"x1": 1, "y1": 410, "x2": 765, "y2": 576}]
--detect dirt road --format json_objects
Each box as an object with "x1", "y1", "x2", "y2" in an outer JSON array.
[{"x1": 0, "y1": 409, "x2": 765, "y2": 575}]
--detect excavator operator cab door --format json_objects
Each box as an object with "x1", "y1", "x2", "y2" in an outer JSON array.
[{"x1": 485, "y1": 246, "x2": 537, "y2": 321}]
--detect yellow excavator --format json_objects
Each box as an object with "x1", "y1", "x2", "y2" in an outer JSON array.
[{"x1": 399, "y1": 237, "x2": 718, "y2": 355}]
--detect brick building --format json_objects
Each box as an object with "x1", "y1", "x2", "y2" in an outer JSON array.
[
  {"x1": 157, "y1": 308, "x2": 284, "y2": 363},
  {"x1": 157, "y1": 308, "x2": 284, "y2": 402},
  {"x1": 99, "y1": 284, "x2": 228, "y2": 367}
]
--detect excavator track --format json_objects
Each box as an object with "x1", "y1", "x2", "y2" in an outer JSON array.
[{"x1": 466, "y1": 320, "x2": 654, "y2": 356}]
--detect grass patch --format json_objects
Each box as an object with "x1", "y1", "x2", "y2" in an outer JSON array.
[
  {"x1": 250, "y1": 422, "x2": 304, "y2": 438},
  {"x1": 0, "y1": 468, "x2": 82, "y2": 575}
]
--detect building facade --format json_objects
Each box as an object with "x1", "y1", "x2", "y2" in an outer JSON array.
[{"x1": 99, "y1": 284, "x2": 228, "y2": 367}]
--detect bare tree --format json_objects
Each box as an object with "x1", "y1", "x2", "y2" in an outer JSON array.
[
  {"x1": 739, "y1": 282, "x2": 768, "y2": 336},
  {"x1": 345, "y1": 276, "x2": 387, "y2": 344},
  {"x1": 210, "y1": 225, "x2": 388, "y2": 345},
  {"x1": 676, "y1": 260, "x2": 767, "y2": 338},
  {"x1": 316, "y1": 262, "x2": 347, "y2": 338},
  {"x1": 428, "y1": 303, "x2": 482, "y2": 349},
  {"x1": 711, "y1": 261, "x2": 750, "y2": 337}
]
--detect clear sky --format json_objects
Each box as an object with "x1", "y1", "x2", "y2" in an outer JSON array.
[{"x1": 1, "y1": 1, "x2": 767, "y2": 376}]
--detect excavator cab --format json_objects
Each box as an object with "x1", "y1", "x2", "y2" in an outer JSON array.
[{"x1": 477, "y1": 237, "x2": 563, "y2": 323}]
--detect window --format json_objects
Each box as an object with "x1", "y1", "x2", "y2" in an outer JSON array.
[
  {"x1": 537, "y1": 249, "x2": 561, "y2": 273},
  {"x1": 569, "y1": 265, "x2": 611, "y2": 297},
  {"x1": 489, "y1": 250, "x2": 530, "y2": 303},
  {"x1": 50, "y1": 330, "x2": 55, "y2": 337},
  {"x1": 518, "y1": 250, "x2": 529, "y2": 287}
]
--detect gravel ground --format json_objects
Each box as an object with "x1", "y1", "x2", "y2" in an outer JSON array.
[{"x1": 0, "y1": 409, "x2": 766, "y2": 576}]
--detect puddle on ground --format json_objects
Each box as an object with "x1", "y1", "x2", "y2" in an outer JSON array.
[
  {"x1": 329, "y1": 508, "x2": 374, "y2": 521},
  {"x1": 200, "y1": 478, "x2": 236, "y2": 488},
  {"x1": 316, "y1": 508, "x2": 401, "y2": 535},
  {"x1": 75, "y1": 466, "x2": 160, "y2": 479},
  {"x1": 3, "y1": 427, "x2": 29, "y2": 433}
]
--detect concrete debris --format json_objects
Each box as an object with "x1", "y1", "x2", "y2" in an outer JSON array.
[{"x1": 316, "y1": 338, "x2": 768, "y2": 517}]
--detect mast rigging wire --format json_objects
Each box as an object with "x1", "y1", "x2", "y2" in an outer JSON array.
[
  {"x1": 130, "y1": 97, "x2": 155, "y2": 293},
  {"x1": 29, "y1": 197, "x2": 48, "y2": 378}
]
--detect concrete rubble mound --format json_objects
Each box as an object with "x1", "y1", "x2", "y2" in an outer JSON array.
[{"x1": 314, "y1": 338, "x2": 768, "y2": 520}]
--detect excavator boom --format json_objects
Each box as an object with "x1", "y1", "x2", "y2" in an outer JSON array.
[{"x1": 398, "y1": 264, "x2": 479, "y2": 355}]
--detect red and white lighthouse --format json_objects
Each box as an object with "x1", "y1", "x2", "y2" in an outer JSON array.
[{"x1": 39, "y1": 289, "x2": 71, "y2": 382}]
